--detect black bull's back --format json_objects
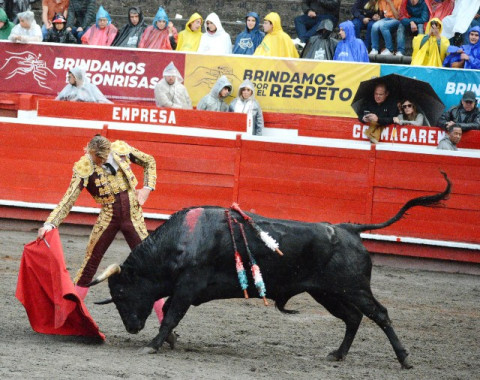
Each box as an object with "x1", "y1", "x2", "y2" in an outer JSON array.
[{"x1": 92, "y1": 173, "x2": 451, "y2": 369}]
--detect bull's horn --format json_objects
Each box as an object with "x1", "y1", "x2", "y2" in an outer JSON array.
[
  {"x1": 86, "y1": 263, "x2": 121, "y2": 287},
  {"x1": 94, "y1": 298, "x2": 113, "y2": 305}
]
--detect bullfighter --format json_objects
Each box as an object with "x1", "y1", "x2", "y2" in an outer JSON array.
[{"x1": 37, "y1": 135, "x2": 156, "y2": 300}]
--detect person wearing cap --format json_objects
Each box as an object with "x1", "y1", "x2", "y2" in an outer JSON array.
[
  {"x1": 437, "y1": 124, "x2": 462, "y2": 151},
  {"x1": 44, "y1": 13, "x2": 77, "y2": 43},
  {"x1": 438, "y1": 91, "x2": 480, "y2": 131},
  {"x1": 41, "y1": 0, "x2": 69, "y2": 40},
  {"x1": 196, "y1": 75, "x2": 232, "y2": 112},
  {"x1": 154, "y1": 61, "x2": 192, "y2": 109}
]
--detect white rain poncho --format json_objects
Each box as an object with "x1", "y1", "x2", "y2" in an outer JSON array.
[
  {"x1": 197, "y1": 12, "x2": 232, "y2": 54},
  {"x1": 154, "y1": 62, "x2": 192, "y2": 109},
  {"x1": 8, "y1": 10, "x2": 42, "y2": 43},
  {"x1": 442, "y1": 0, "x2": 480, "y2": 39},
  {"x1": 228, "y1": 79, "x2": 264, "y2": 135},
  {"x1": 56, "y1": 67, "x2": 112, "y2": 103}
]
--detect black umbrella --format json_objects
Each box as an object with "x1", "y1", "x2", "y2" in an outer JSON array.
[{"x1": 351, "y1": 73, "x2": 445, "y2": 126}]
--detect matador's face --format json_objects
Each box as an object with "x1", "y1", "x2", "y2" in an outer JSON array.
[{"x1": 90, "y1": 150, "x2": 109, "y2": 166}]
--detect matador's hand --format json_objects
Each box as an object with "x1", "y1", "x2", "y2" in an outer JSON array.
[{"x1": 136, "y1": 187, "x2": 151, "y2": 206}]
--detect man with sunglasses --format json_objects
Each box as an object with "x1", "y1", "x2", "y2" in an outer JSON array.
[{"x1": 438, "y1": 91, "x2": 480, "y2": 131}]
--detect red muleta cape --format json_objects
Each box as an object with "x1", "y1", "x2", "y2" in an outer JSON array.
[{"x1": 15, "y1": 229, "x2": 105, "y2": 340}]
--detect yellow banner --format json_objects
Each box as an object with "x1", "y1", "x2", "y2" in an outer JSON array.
[{"x1": 185, "y1": 55, "x2": 380, "y2": 117}]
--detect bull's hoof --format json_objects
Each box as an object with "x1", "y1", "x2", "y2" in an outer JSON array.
[
  {"x1": 326, "y1": 350, "x2": 344, "y2": 362},
  {"x1": 400, "y1": 357, "x2": 413, "y2": 369},
  {"x1": 166, "y1": 331, "x2": 178, "y2": 350},
  {"x1": 140, "y1": 346, "x2": 158, "y2": 354}
]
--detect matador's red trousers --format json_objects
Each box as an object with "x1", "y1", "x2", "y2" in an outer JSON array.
[{"x1": 75, "y1": 191, "x2": 147, "y2": 287}]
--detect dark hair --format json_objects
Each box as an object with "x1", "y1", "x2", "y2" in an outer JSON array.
[
  {"x1": 447, "y1": 124, "x2": 462, "y2": 133},
  {"x1": 401, "y1": 99, "x2": 418, "y2": 121}
]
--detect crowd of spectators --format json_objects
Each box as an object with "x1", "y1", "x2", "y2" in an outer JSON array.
[{"x1": 1, "y1": 0, "x2": 479, "y2": 67}]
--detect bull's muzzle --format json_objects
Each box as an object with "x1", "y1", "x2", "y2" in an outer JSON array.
[{"x1": 86, "y1": 263, "x2": 121, "y2": 287}]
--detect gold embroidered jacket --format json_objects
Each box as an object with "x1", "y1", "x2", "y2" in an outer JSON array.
[{"x1": 46, "y1": 140, "x2": 156, "y2": 227}]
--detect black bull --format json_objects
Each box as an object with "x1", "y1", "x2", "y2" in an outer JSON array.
[{"x1": 89, "y1": 173, "x2": 451, "y2": 369}]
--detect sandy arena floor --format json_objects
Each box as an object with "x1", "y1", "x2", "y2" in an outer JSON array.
[{"x1": 1, "y1": 220, "x2": 479, "y2": 379}]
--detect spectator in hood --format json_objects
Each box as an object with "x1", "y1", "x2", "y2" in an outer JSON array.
[
  {"x1": 154, "y1": 62, "x2": 192, "y2": 109},
  {"x1": 41, "y1": 0, "x2": 69, "y2": 40},
  {"x1": 233, "y1": 12, "x2": 265, "y2": 55},
  {"x1": 333, "y1": 20, "x2": 369, "y2": 62},
  {"x1": 0, "y1": 8, "x2": 15, "y2": 40},
  {"x1": 411, "y1": 18, "x2": 450, "y2": 66},
  {"x1": 66, "y1": 0, "x2": 96, "y2": 42},
  {"x1": 443, "y1": 26, "x2": 480, "y2": 69},
  {"x1": 438, "y1": 91, "x2": 480, "y2": 132},
  {"x1": 294, "y1": 0, "x2": 340, "y2": 43},
  {"x1": 44, "y1": 13, "x2": 77, "y2": 43},
  {"x1": 111, "y1": 7, "x2": 146, "y2": 48},
  {"x1": 81, "y1": 5, "x2": 117, "y2": 46},
  {"x1": 351, "y1": 0, "x2": 382, "y2": 52},
  {"x1": 254, "y1": 12, "x2": 299, "y2": 58},
  {"x1": 301, "y1": 18, "x2": 338, "y2": 59},
  {"x1": 176, "y1": 12, "x2": 203, "y2": 52},
  {"x1": 138, "y1": 7, "x2": 177, "y2": 50},
  {"x1": 463, "y1": 7, "x2": 480, "y2": 44},
  {"x1": 56, "y1": 66, "x2": 112, "y2": 103},
  {"x1": 8, "y1": 10, "x2": 42, "y2": 42},
  {"x1": 197, "y1": 75, "x2": 232, "y2": 112},
  {"x1": 197, "y1": 12, "x2": 232, "y2": 54},
  {"x1": 229, "y1": 79, "x2": 264, "y2": 136}
]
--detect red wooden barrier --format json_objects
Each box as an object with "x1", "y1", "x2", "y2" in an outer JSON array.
[
  {"x1": 0, "y1": 121, "x2": 478, "y2": 264},
  {"x1": 37, "y1": 99, "x2": 248, "y2": 133}
]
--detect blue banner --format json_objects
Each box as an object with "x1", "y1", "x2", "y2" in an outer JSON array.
[{"x1": 380, "y1": 64, "x2": 480, "y2": 111}]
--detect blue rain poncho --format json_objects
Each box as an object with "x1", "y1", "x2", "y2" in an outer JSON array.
[
  {"x1": 443, "y1": 26, "x2": 480, "y2": 69},
  {"x1": 232, "y1": 12, "x2": 265, "y2": 55},
  {"x1": 333, "y1": 20, "x2": 369, "y2": 63}
]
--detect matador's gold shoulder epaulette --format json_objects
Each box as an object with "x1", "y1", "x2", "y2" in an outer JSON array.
[
  {"x1": 73, "y1": 155, "x2": 94, "y2": 178},
  {"x1": 111, "y1": 140, "x2": 131, "y2": 156}
]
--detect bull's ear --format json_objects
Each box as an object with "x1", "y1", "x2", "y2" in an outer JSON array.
[
  {"x1": 87, "y1": 263, "x2": 121, "y2": 287},
  {"x1": 94, "y1": 298, "x2": 113, "y2": 305}
]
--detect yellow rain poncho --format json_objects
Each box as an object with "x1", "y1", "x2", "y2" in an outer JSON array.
[
  {"x1": 411, "y1": 18, "x2": 450, "y2": 67},
  {"x1": 176, "y1": 12, "x2": 203, "y2": 52},
  {"x1": 254, "y1": 12, "x2": 299, "y2": 58}
]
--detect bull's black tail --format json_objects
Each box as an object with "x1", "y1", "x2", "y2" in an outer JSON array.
[{"x1": 339, "y1": 172, "x2": 451, "y2": 234}]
